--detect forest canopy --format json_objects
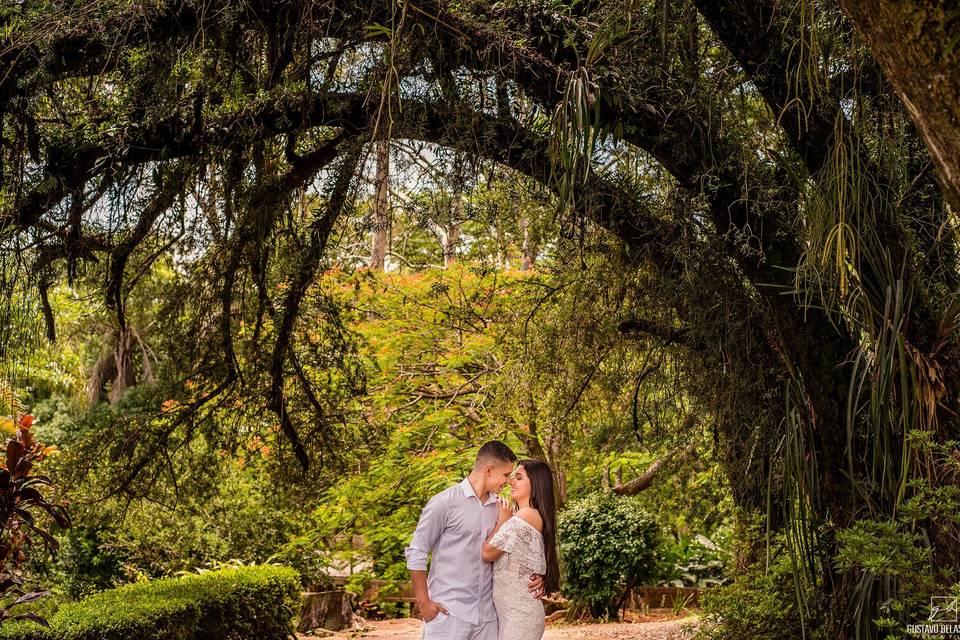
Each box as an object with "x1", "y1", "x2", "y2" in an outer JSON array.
[{"x1": 1, "y1": 0, "x2": 959, "y2": 638}]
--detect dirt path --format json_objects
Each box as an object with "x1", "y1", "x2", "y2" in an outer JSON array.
[{"x1": 303, "y1": 612, "x2": 701, "y2": 640}]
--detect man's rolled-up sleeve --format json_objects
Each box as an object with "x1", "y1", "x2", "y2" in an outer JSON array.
[{"x1": 405, "y1": 493, "x2": 445, "y2": 571}]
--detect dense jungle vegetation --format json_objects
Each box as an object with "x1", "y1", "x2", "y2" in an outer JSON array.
[{"x1": 0, "y1": 0, "x2": 959, "y2": 638}]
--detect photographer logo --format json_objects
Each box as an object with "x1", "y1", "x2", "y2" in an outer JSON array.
[
  {"x1": 907, "y1": 596, "x2": 960, "y2": 636},
  {"x1": 930, "y1": 596, "x2": 959, "y2": 622}
]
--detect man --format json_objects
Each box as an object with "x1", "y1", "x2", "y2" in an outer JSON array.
[{"x1": 405, "y1": 440, "x2": 546, "y2": 640}]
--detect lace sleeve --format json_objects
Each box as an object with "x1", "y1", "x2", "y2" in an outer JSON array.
[
  {"x1": 490, "y1": 517, "x2": 546, "y2": 580},
  {"x1": 489, "y1": 516, "x2": 525, "y2": 555},
  {"x1": 490, "y1": 516, "x2": 544, "y2": 559}
]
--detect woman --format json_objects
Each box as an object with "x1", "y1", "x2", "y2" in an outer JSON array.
[{"x1": 481, "y1": 459, "x2": 560, "y2": 640}]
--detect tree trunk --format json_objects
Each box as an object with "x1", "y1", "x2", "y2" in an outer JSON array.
[
  {"x1": 369, "y1": 139, "x2": 390, "y2": 270},
  {"x1": 840, "y1": 0, "x2": 960, "y2": 213},
  {"x1": 494, "y1": 221, "x2": 506, "y2": 268},
  {"x1": 298, "y1": 589, "x2": 355, "y2": 632},
  {"x1": 519, "y1": 215, "x2": 536, "y2": 270},
  {"x1": 443, "y1": 215, "x2": 463, "y2": 269},
  {"x1": 298, "y1": 185, "x2": 308, "y2": 224},
  {"x1": 545, "y1": 435, "x2": 567, "y2": 508},
  {"x1": 443, "y1": 223, "x2": 460, "y2": 268},
  {"x1": 428, "y1": 219, "x2": 462, "y2": 268},
  {"x1": 442, "y1": 175, "x2": 464, "y2": 267},
  {"x1": 109, "y1": 327, "x2": 137, "y2": 404}
]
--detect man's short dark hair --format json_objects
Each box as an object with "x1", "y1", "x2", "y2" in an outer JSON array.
[{"x1": 475, "y1": 440, "x2": 517, "y2": 466}]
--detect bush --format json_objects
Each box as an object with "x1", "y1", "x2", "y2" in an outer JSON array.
[
  {"x1": 558, "y1": 492, "x2": 663, "y2": 619},
  {"x1": 0, "y1": 565, "x2": 300, "y2": 640},
  {"x1": 0, "y1": 411, "x2": 70, "y2": 627},
  {"x1": 833, "y1": 518, "x2": 939, "y2": 637},
  {"x1": 696, "y1": 544, "x2": 808, "y2": 640},
  {"x1": 658, "y1": 531, "x2": 733, "y2": 589},
  {"x1": 99, "y1": 464, "x2": 305, "y2": 578},
  {"x1": 45, "y1": 525, "x2": 127, "y2": 599},
  {"x1": 695, "y1": 526, "x2": 840, "y2": 640}
]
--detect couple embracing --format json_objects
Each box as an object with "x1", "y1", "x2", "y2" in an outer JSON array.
[{"x1": 404, "y1": 441, "x2": 560, "y2": 640}]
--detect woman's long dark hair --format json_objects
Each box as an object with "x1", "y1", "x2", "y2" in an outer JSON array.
[{"x1": 519, "y1": 459, "x2": 560, "y2": 594}]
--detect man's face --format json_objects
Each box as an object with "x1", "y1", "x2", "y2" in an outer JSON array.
[{"x1": 485, "y1": 461, "x2": 516, "y2": 494}]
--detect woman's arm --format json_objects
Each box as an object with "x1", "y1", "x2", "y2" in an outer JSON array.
[{"x1": 482, "y1": 522, "x2": 507, "y2": 562}]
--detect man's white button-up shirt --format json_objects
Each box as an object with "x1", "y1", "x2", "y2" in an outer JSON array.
[{"x1": 405, "y1": 477, "x2": 500, "y2": 624}]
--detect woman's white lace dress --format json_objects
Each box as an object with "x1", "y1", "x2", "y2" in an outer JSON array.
[{"x1": 489, "y1": 516, "x2": 546, "y2": 640}]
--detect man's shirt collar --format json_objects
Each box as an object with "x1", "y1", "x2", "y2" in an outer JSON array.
[{"x1": 460, "y1": 476, "x2": 498, "y2": 505}]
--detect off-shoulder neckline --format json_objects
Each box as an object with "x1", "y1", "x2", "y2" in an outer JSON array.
[{"x1": 510, "y1": 513, "x2": 544, "y2": 537}]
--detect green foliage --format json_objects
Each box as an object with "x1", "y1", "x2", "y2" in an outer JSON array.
[
  {"x1": 105, "y1": 464, "x2": 304, "y2": 578},
  {"x1": 834, "y1": 519, "x2": 934, "y2": 637},
  {"x1": 267, "y1": 259, "x2": 735, "y2": 616},
  {"x1": 0, "y1": 565, "x2": 300, "y2": 640},
  {"x1": 282, "y1": 263, "x2": 730, "y2": 613},
  {"x1": 697, "y1": 536, "x2": 810, "y2": 640},
  {"x1": 284, "y1": 430, "x2": 479, "y2": 589},
  {"x1": 658, "y1": 530, "x2": 733, "y2": 589},
  {"x1": 825, "y1": 431, "x2": 960, "y2": 637},
  {"x1": 834, "y1": 520, "x2": 931, "y2": 583},
  {"x1": 46, "y1": 526, "x2": 126, "y2": 600},
  {"x1": 699, "y1": 483, "x2": 958, "y2": 640},
  {"x1": 29, "y1": 397, "x2": 84, "y2": 449},
  {"x1": 557, "y1": 492, "x2": 663, "y2": 620},
  {"x1": 3, "y1": 0, "x2": 958, "y2": 637},
  {"x1": 12, "y1": 248, "x2": 733, "y2": 615},
  {"x1": 0, "y1": 409, "x2": 70, "y2": 629},
  {"x1": 7, "y1": 270, "x2": 326, "y2": 586},
  {"x1": 48, "y1": 454, "x2": 307, "y2": 584},
  {"x1": 280, "y1": 265, "x2": 524, "y2": 598}
]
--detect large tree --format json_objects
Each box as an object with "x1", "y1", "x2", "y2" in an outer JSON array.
[
  {"x1": 839, "y1": 0, "x2": 960, "y2": 213},
  {"x1": 1, "y1": 0, "x2": 957, "y2": 636}
]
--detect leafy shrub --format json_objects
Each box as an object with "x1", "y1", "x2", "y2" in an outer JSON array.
[
  {"x1": 696, "y1": 531, "x2": 816, "y2": 640},
  {"x1": 45, "y1": 525, "x2": 127, "y2": 599},
  {"x1": 0, "y1": 565, "x2": 300, "y2": 640},
  {"x1": 558, "y1": 492, "x2": 663, "y2": 619},
  {"x1": 47, "y1": 404, "x2": 306, "y2": 585},
  {"x1": 659, "y1": 531, "x2": 733, "y2": 588},
  {"x1": 834, "y1": 518, "x2": 939, "y2": 637},
  {"x1": 104, "y1": 464, "x2": 303, "y2": 578},
  {"x1": 0, "y1": 411, "x2": 70, "y2": 628}
]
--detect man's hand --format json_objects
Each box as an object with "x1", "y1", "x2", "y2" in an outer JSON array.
[
  {"x1": 527, "y1": 573, "x2": 546, "y2": 599},
  {"x1": 419, "y1": 600, "x2": 449, "y2": 622}
]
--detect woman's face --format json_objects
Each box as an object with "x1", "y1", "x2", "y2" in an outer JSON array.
[{"x1": 508, "y1": 465, "x2": 531, "y2": 502}]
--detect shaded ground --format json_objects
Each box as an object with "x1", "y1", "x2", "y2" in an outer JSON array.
[{"x1": 300, "y1": 611, "x2": 701, "y2": 639}]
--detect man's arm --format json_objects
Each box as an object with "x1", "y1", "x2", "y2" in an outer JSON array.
[
  {"x1": 405, "y1": 494, "x2": 448, "y2": 621},
  {"x1": 410, "y1": 570, "x2": 447, "y2": 620}
]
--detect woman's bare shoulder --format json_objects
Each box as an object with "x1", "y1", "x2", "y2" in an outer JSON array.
[{"x1": 515, "y1": 507, "x2": 543, "y2": 531}]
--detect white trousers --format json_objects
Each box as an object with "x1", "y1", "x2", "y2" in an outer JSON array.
[{"x1": 421, "y1": 612, "x2": 498, "y2": 640}]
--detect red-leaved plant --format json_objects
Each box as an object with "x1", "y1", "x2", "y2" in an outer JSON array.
[{"x1": 0, "y1": 414, "x2": 70, "y2": 627}]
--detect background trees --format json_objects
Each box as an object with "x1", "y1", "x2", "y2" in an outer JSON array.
[{"x1": 1, "y1": 0, "x2": 958, "y2": 637}]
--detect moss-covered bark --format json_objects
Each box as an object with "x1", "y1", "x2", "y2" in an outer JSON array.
[{"x1": 841, "y1": 0, "x2": 960, "y2": 212}]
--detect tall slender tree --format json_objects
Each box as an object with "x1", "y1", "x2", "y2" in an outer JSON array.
[{"x1": 369, "y1": 139, "x2": 391, "y2": 270}]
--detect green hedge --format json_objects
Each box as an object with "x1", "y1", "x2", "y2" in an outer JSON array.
[
  {"x1": 558, "y1": 492, "x2": 663, "y2": 619},
  {"x1": 1, "y1": 565, "x2": 300, "y2": 640}
]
